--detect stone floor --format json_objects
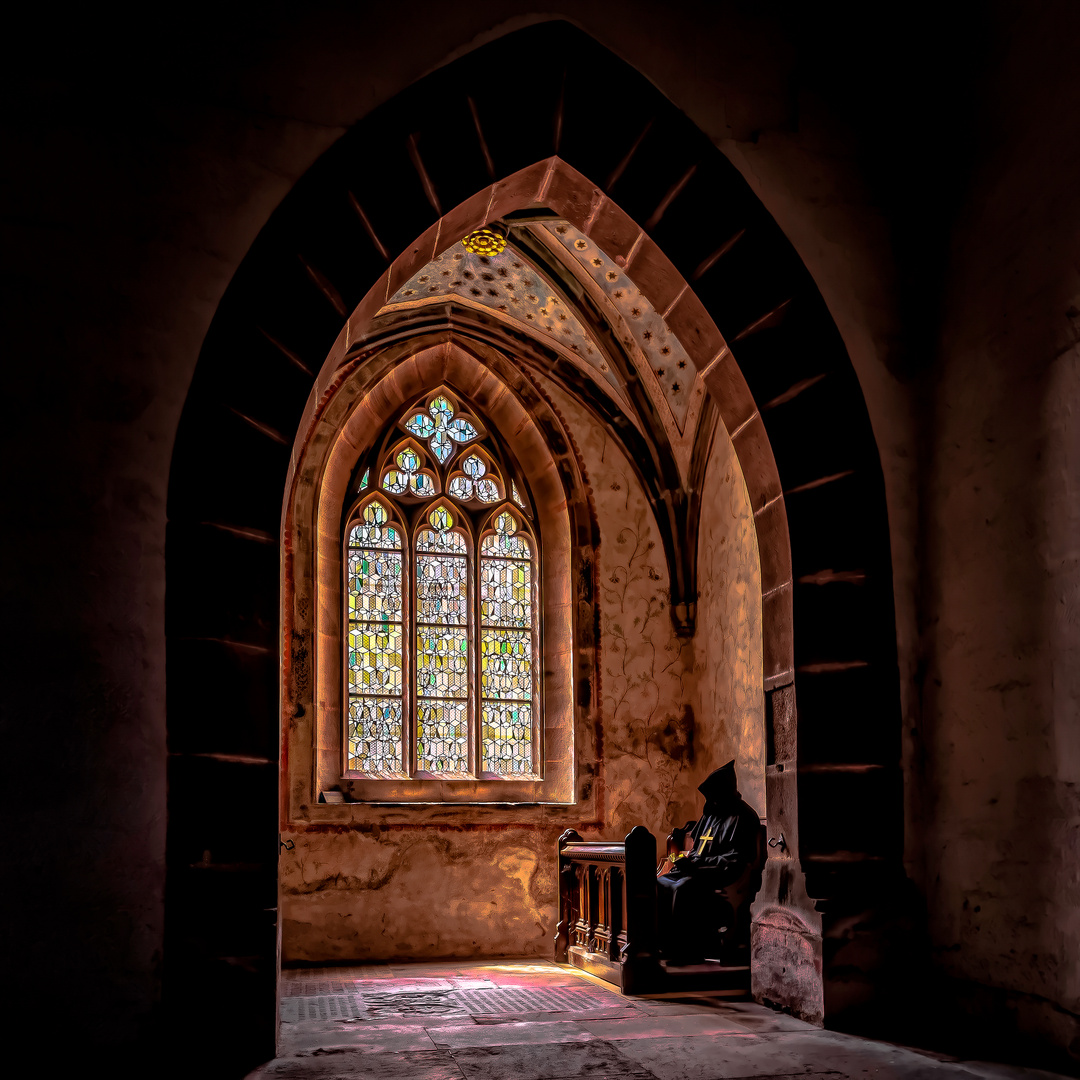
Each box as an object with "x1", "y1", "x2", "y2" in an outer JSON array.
[{"x1": 247, "y1": 960, "x2": 1066, "y2": 1080}]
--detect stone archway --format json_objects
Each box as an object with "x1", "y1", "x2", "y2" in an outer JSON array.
[{"x1": 165, "y1": 19, "x2": 903, "y2": 1064}]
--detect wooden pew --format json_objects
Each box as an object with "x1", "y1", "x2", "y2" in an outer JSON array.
[
  {"x1": 554, "y1": 826, "x2": 659, "y2": 994},
  {"x1": 554, "y1": 825, "x2": 758, "y2": 995}
]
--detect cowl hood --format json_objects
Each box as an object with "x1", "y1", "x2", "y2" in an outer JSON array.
[{"x1": 697, "y1": 760, "x2": 738, "y2": 805}]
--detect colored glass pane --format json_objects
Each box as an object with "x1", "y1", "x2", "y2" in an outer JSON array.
[
  {"x1": 481, "y1": 513, "x2": 531, "y2": 559},
  {"x1": 446, "y1": 416, "x2": 479, "y2": 443},
  {"x1": 396, "y1": 447, "x2": 421, "y2": 472},
  {"x1": 480, "y1": 557, "x2": 531, "y2": 627},
  {"x1": 448, "y1": 475, "x2": 472, "y2": 501},
  {"x1": 382, "y1": 469, "x2": 408, "y2": 494},
  {"x1": 462, "y1": 454, "x2": 485, "y2": 479},
  {"x1": 348, "y1": 623, "x2": 403, "y2": 695},
  {"x1": 405, "y1": 412, "x2": 435, "y2": 439},
  {"x1": 415, "y1": 627, "x2": 469, "y2": 697},
  {"x1": 347, "y1": 549, "x2": 403, "y2": 620},
  {"x1": 347, "y1": 499, "x2": 404, "y2": 774},
  {"x1": 482, "y1": 702, "x2": 533, "y2": 776},
  {"x1": 359, "y1": 467, "x2": 370, "y2": 491},
  {"x1": 416, "y1": 527, "x2": 467, "y2": 554},
  {"x1": 512, "y1": 480, "x2": 526, "y2": 511},
  {"x1": 480, "y1": 628, "x2": 533, "y2": 699},
  {"x1": 348, "y1": 697, "x2": 403, "y2": 774},
  {"x1": 429, "y1": 395, "x2": 454, "y2": 423},
  {"x1": 476, "y1": 478, "x2": 500, "y2": 503},
  {"x1": 410, "y1": 472, "x2": 436, "y2": 498},
  {"x1": 416, "y1": 553, "x2": 468, "y2": 624},
  {"x1": 349, "y1": 500, "x2": 401, "y2": 549},
  {"x1": 429, "y1": 506, "x2": 453, "y2": 531},
  {"x1": 416, "y1": 699, "x2": 469, "y2": 774},
  {"x1": 431, "y1": 428, "x2": 455, "y2": 463}
]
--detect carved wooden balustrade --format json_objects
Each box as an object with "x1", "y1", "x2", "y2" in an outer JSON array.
[{"x1": 554, "y1": 826, "x2": 659, "y2": 993}]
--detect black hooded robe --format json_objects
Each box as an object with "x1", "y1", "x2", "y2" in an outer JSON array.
[{"x1": 656, "y1": 762, "x2": 760, "y2": 963}]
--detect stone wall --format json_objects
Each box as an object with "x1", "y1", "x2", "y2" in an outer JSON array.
[{"x1": 279, "y1": 375, "x2": 763, "y2": 961}]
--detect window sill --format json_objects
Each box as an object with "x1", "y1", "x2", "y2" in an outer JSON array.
[{"x1": 338, "y1": 775, "x2": 568, "y2": 804}]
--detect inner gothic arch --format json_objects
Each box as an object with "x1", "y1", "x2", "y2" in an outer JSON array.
[{"x1": 165, "y1": 20, "x2": 902, "y2": 1067}]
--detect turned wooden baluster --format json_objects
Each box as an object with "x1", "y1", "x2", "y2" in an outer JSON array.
[
  {"x1": 575, "y1": 861, "x2": 592, "y2": 950},
  {"x1": 593, "y1": 866, "x2": 612, "y2": 955}
]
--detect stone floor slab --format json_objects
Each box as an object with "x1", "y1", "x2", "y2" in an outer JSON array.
[
  {"x1": 250, "y1": 1047, "x2": 465, "y2": 1079},
  {"x1": 280, "y1": 1026, "x2": 441, "y2": 1054},
  {"x1": 431, "y1": 1018, "x2": 597, "y2": 1049},
  {"x1": 470, "y1": 1006, "x2": 643, "y2": 1024},
  {"x1": 267, "y1": 961, "x2": 1070, "y2": 1080},
  {"x1": 447, "y1": 1039, "x2": 654, "y2": 1079},
  {"x1": 585, "y1": 1012, "x2": 755, "y2": 1039},
  {"x1": 609, "y1": 1030, "x2": 989, "y2": 1080}
]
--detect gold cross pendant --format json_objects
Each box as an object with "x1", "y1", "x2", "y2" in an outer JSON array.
[{"x1": 697, "y1": 832, "x2": 714, "y2": 855}]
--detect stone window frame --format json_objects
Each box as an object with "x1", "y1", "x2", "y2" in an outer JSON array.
[
  {"x1": 285, "y1": 337, "x2": 598, "y2": 819},
  {"x1": 341, "y1": 399, "x2": 544, "y2": 782}
]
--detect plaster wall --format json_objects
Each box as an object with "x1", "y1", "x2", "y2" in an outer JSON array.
[{"x1": 279, "y1": 376, "x2": 762, "y2": 961}]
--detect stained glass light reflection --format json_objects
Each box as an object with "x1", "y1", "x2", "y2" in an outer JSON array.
[{"x1": 479, "y1": 510, "x2": 534, "y2": 775}]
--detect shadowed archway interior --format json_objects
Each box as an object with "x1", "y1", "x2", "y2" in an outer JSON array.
[{"x1": 166, "y1": 21, "x2": 901, "y2": 1072}]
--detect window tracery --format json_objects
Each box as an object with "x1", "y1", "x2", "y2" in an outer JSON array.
[{"x1": 345, "y1": 390, "x2": 539, "y2": 780}]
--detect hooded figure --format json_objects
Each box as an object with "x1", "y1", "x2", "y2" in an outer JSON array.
[{"x1": 655, "y1": 760, "x2": 761, "y2": 964}]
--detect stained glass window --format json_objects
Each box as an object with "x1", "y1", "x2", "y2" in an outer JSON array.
[
  {"x1": 480, "y1": 512, "x2": 534, "y2": 774},
  {"x1": 346, "y1": 392, "x2": 538, "y2": 781},
  {"x1": 346, "y1": 500, "x2": 404, "y2": 774},
  {"x1": 405, "y1": 394, "x2": 478, "y2": 466},
  {"x1": 415, "y1": 506, "x2": 469, "y2": 774}
]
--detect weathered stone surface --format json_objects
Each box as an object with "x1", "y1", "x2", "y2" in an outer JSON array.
[
  {"x1": 280, "y1": 375, "x2": 764, "y2": 963},
  {"x1": 257, "y1": 962, "x2": 1067, "y2": 1080}
]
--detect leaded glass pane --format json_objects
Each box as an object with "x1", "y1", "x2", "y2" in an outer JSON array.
[
  {"x1": 348, "y1": 500, "x2": 405, "y2": 775},
  {"x1": 359, "y1": 467, "x2": 370, "y2": 490},
  {"x1": 416, "y1": 527, "x2": 467, "y2": 553},
  {"x1": 382, "y1": 469, "x2": 408, "y2": 494},
  {"x1": 462, "y1": 454, "x2": 485, "y2": 479},
  {"x1": 512, "y1": 480, "x2": 526, "y2": 510},
  {"x1": 476, "y1": 478, "x2": 500, "y2": 503},
  {"x1": 416, "y1": 626, "x2": 468, "y2": 697},
  {"x1": 447, "y1": 416, "x2": 479, "y2": 443},
  {"x1": 482, "y1": 702, "x2": 533, "y2": 776},
  {"x1": 480, "y1": 513, "x2": 531, "y2": 559},
  {"x1": 416, "y1": 553, "x2": 468, "y2": 624},
  {"x1": 347, "y1": 549, "x2": 403, "y2": 620},
  {"x1": 348, "y1": 697, "x2": 403, "y2": 774},
  {"x1": 480, "y1": 558, "x2": 531, "y2": 627},
  {"x1": 431, "y1": 428, "x2": 454, "y2": 463},
  {"x1": 481, "y1": 628, "x2": 533, "y2": 699},
  {"x1": 410, "y1": 472, "x2": 436, "y2": 498},
  {"x1": 349, "y1": 500, "x2": 401, "y2": 549},
  {"x1": 448, "y1": 476, "x2": 472, "y2": 501},
  {"x1": 396, "y1": 447, "x2": 421, "y2": 472},
  {"x1": 405, "y1": 412, "x2": 436, "y2": 439},
  {"x1": 429, "y1": 395, "x2": 454, "y2": 423},
  {"x1": 348, "y1": 624, "x2": 403, "y2": 694},
  {"x1": 416, "y1": 699, "x2": 469, "y2": 774}
]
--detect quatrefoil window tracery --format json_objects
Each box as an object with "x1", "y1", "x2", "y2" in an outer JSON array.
[{"x1": 404, "y1": 394, "x2": 480, "y2": 465}]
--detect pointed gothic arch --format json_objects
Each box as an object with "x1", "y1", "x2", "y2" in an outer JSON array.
[{"x1": 165, "y1": 20, "x2": 904, "y2": 1067}]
